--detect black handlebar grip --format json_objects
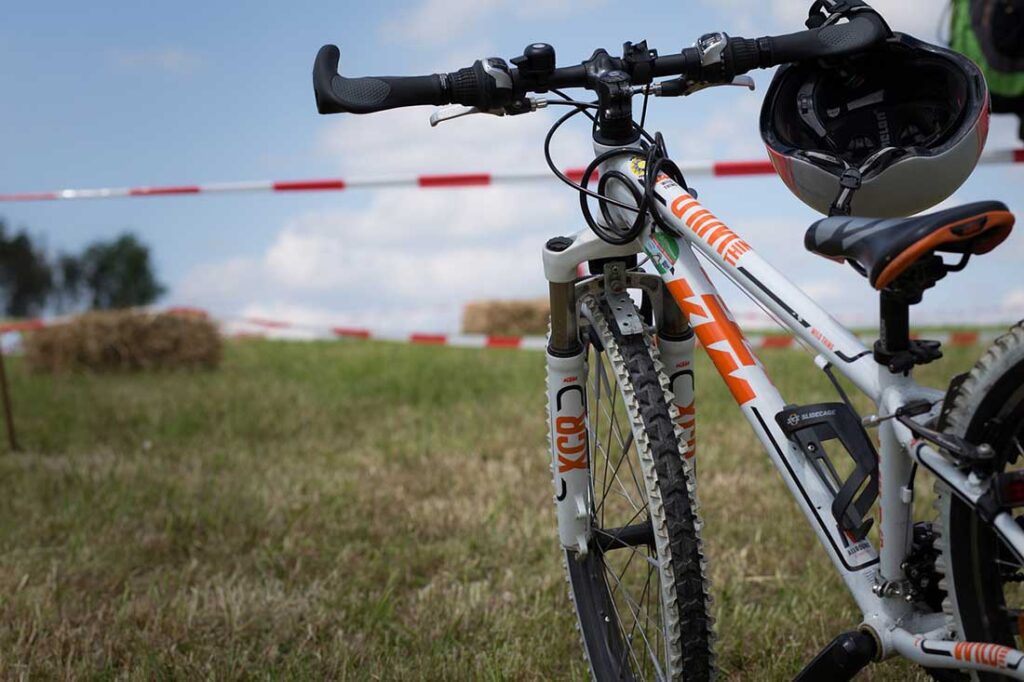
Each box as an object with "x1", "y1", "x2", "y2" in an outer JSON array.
[
  {"x1": 764, "y1": 13, "x2": 890, "y2": 66},
  {"x1": 313, "y1": 45, "x2": 449, "y2": 114}
]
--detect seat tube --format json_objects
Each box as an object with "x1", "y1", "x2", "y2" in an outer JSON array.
[{"x1": 878, "y1": 398, "x2": 914, "y2": 583}]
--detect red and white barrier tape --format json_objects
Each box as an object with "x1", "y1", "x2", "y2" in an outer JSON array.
[
  {"x1": 220, "y1": 314, "x2": 1005, "y2": 351},
  {"x1": 0, "y1": 309, "x2": 1005, "y2": 352},
  {"x1": 2, "y1": 149, "x2": 1021, "y2": 202}
]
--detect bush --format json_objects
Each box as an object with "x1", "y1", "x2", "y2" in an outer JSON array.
[
  {"x1": 24, "y1": 309, "x2": 222, "y2": 373},
  {"x1": 462, "y1": 299, "x2": 549, "y2": 336}
]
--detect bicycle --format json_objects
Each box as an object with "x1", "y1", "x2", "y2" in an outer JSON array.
[{"x1": 312, "y1": 1, "x2": 1024, "y2": 679}]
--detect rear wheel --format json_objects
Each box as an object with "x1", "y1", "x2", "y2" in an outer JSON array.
[
  {"x1": 935, "y1": 323, "x2": 1024, "y2": 681},
  {"x1": 558, "y1": 294, "x2": 715, "y2": 681}
]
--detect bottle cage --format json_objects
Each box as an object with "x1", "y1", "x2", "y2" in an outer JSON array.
[{"x1": 775, "y1": 402, "x2": 880, "y2": 541}]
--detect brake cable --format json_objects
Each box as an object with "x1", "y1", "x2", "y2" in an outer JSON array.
[{"x1": 543, "y1": 91, "x2": 689, "y2": 245}]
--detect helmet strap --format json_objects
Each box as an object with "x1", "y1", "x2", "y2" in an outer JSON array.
[
  {"x1": 827, "y1": 147, "x2": 903, "y2": 216},
  {"x1": 828, "y1": 167, "x2": 862, "y2": 216}
]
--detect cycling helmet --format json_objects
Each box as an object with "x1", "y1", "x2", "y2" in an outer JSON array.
[{"x1": 760, "y1": 32, "x2": 990, "y2": 217}]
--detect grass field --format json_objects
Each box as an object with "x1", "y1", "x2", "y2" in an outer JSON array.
[{"x1": 0, "y1": 336, "x2": 988, "y2": 679}]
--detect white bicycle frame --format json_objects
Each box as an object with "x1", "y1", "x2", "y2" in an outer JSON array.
[{"x1": 544, "y1": 145, "x2": 1024, "y2": 678}]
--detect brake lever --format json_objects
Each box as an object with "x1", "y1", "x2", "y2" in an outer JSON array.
[
  {"x1": 643, "y1": 75, "x2": 756, "y2": 98},
  {"x1": 726, "y1": 75, "x2": 756, "y2": 91},
  {"x1": 429, "y1": 97, "x2": 547, "y2": 127},
  {"x1": 429, "y1": 105, "x2": 485, "y2": 127}
]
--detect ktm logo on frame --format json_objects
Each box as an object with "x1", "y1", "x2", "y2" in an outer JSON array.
[
  {"x1": 952, "y1": 642, "x2": 1011, "y2": 668},
  {"x1": 670, "y1": 195, "x2": 751, "y2": 266},
  {"x1": 667, "y1": 279, "x2": 758, "y2": 405}
]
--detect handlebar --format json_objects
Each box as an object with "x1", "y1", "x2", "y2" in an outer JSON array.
[{"x1": 313, "y1": 8, "x2": 890, "y2": 116}]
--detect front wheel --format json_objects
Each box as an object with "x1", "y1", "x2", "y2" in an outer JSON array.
[
  {"x1": 935, "y1": 322, "x2": 1024, "y2": 681},
  {"x1": 553, "y1": 294, "x2": 715, "y2": 681}
]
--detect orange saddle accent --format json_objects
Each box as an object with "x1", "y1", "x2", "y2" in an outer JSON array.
[{"x1": 805, "y1": 202, "x2": 1015, "y2": 289}]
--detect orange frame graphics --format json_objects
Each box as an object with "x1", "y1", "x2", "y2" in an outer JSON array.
[{"x1": 665, "y1": 276, "x2": 758, "y2": 405}]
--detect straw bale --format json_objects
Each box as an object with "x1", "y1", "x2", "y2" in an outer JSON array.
[
  {"x1": 24, "y1": 309, "x2": 222, "y2": 373},
  {"x1": 462, "y1": 299, "x2": 549, "y2": 336}
]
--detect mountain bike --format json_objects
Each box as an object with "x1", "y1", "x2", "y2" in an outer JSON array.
[{"x1": 312, "y1": 1, "x2": 1024, "y2": 678}]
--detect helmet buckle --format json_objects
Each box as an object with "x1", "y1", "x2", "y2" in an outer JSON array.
[{"x1": 839, "y1": 168, "x2": 863, "y2": 190}]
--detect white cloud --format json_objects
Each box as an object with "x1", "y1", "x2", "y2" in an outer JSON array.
[
  {"x1": 175, "y1": 184, "x2": 569, "y2": 333},
  {"x1": 108, "y1": 47, "x2": 202, "y2": 75},
  {"x1": 381, "y1": 0, "x2": 605, "y2": 48},
  {"x1": 1004, "y1": 289, "x2": 1024, "y2": 312}
]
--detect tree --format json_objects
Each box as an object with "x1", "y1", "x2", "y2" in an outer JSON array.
[
  {"x1": 75, "y1": 234, "x2": 166, "y2": 310},
  {"x1": 0, "y1": 220, "x2": 53, "y2": 317}
]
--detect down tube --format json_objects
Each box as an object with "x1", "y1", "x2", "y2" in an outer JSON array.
[
  {"x1": 644, "y1": 172, "x2": 879, "y2": 401},
  {"x1": 643, "y1": 231, "x2": 884, "y2": 613}
]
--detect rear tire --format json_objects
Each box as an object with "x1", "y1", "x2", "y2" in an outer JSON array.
[
  {"x1": 935, "y1": 323, "x2": 1024, "y2": 681},
  {"x1": 556, "y1": 294, "x2": 715, "y2": 681}
]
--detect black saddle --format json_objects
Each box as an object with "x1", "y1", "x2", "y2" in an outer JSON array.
[{"x1": 805, "y1": 202, "x2": 1015, "y2": 290}]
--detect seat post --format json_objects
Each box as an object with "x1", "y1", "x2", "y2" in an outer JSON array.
[
  {"x1": 873, "y1": 269, "x2": 943, "y2": 373},
  {"x1": 877, "y1": 291, "x2": 910, "y2": 356}
]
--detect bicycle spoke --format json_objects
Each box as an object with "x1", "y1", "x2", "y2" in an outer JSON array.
[
  {"x1": 603, "y1": 568, "x2": 647, "y2": 676},
  {"x1": 600, "y1": 396, "x2": 644, "y2": 502},
  {"x1": 629, "y1": 564, "x2": 655, "y2": 678},
  {"x1": 608, "y1": 568, "x2": 657, "y2": 679},
  {"x1": 594, "y1": 356, "x2": 639, "y2": 518},
  {"x1": 604, "y1": 557, "x2": 667, "y2": 679},
  {"x1": 606, "y1": 552, "x2": 663, "y2": 638},
  {"x1": 597, "y1": 398, "x2": 646, "y2": 516},
  {"x1": 596, "y1": 435, "x2": 643, "y2": 516}
]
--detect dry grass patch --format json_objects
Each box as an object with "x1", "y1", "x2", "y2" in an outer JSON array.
[
  {"x1": 0, "y1": 336, "x2": 991, "y2": 678},
  {"x1": 24, "y1": 309, "x2": 221, "y2": 373}
]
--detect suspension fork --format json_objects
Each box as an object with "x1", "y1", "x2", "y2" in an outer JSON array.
[
  {"x1": 543, "y1": 227, "x2": 694, "y2": 554},
  {"x1": 547, "y1": 273, "x2": 591, "y2": 555},
  {"x1": 657, "y1": 291, "x2": 697, "y2": 461}
]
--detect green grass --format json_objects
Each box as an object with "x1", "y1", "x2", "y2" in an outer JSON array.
[{"x1": 0, "y1": 337, "x2": 986, "y2": 679}]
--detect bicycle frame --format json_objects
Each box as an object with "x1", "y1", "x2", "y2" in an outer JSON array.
[{"x1": 544, "y1": 145, "x2": 1024, "y2": 678}]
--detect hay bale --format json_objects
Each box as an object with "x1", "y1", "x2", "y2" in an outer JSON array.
[
  {"x1": 24, "y1": 309, "x2": 222, "y2": 373},
  {"x1": 462, "y1": 299, "x2": 549, "y2": 336}
]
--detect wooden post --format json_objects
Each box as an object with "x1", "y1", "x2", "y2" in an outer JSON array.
[{"x1": 0, "y1": 344, "x2": 20, "y2": 451}]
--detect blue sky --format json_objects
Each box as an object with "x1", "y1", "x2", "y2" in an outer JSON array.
[{"x1": 1, "y1": 1, "x2": 1021, "y2": 332}]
